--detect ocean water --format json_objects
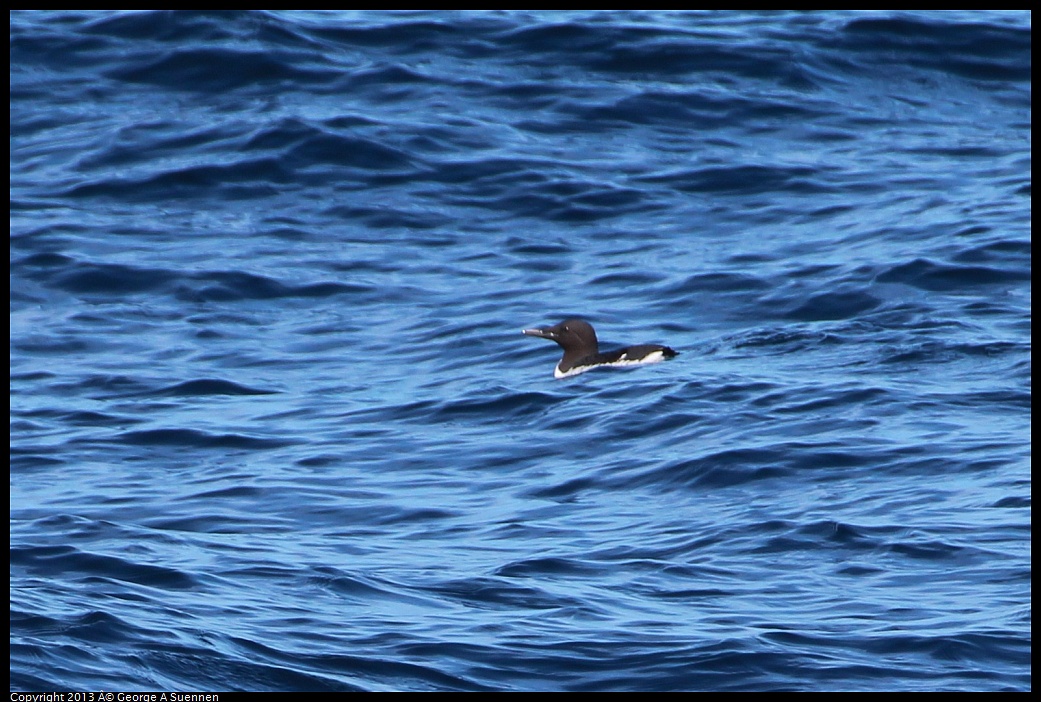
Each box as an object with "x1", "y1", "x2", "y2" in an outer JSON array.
[{"x1": 9, "y1": 10, "x2": 1031, "y2": 692}]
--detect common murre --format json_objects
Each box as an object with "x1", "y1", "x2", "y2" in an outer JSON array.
[{"x1": 522, "y1": 319, "x2": 678, "y2": 379}]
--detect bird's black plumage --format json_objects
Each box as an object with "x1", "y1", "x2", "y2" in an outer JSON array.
[{"x1": 522, "y1": 319, "x2": 677, "y2": 378}]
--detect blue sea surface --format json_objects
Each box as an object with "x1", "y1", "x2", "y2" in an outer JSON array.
[{"x1": 10, "y1": 10, "x2": 1031, "y2": 692}]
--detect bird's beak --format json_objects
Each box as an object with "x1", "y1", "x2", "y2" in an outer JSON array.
[{"x1": 522, "y1": 327, "x2": 555, "y2": 339}]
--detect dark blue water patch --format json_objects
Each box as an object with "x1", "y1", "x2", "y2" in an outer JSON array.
[
  {"x1": 729, "y1": 329, "x2": 839, "y2": 355},
  {"x1": 9, "y1": 22, "x2": 113, "y2": 73},
  {"x1": 12, "y1": 251, "x2": 76, "y2": 267},
  {"x1": 349, "y1": 390, "x2": 571, "y2": 426},
  {"x1": 149, "y1": 379, "x2": 279, "y2": 396},
  {"x1": 950, "y1": 238, "x2": 1030, "y2": 265},
  {"x1": 73, "y1": 124, "x2": 234, "y2": 171},
  {"x1": 495, "y1": 19, "x2": 820, "y2": 89},
  {"x1": 876, "y1": 258, "x2": 1031, "y2": 291},
  {"x1": 261, "y1": 643, "x2": 480, "y2": 692},
  {"x1": 523, "y1": 476, "x2": 598, "y2": 501},
  {"x1": 33, "y1": 610, "x2": 146, "y2": 649},
  {"x1": 799, "y1": 519, "x2": 882, "y2": 547},
  {"x1": 564, "y1": 91, "x2": 824, "y2": 132},
  {"x1": 64, "y1": 157, "x2": 292, "y2": 201},
  {"x1": 494, "y1": 556, "x2": 610, "y2": 578},
  {"x1": 295, "y1": 453, "x2": 347, "y2": 468},
  {"x1": 82, "y1": 9, "x2": 258, "y2": 43},
  {"x1": 424, "y1": 576, "x2": 581, "y2": 611},
  {"x1": 19, "y1": 408, "x2": 145, "y2": 427},
  {"x1": 878, "y1": 339, "x2": 1027, "y2": 366},
  {"x1": 408, "y1": 156, "x2": 549, "y2": 187},
  {"x1": 588, "y1": 271, "x2": 667, "y2": 287},
  {"x1": 905, "y1": 144, "x2": 1007, "y2": 160},
  {"x1": 110, "y1": 428, "x2": 295, "y2": 450},
  {"x1": 140, "y1": 513, "x2": 270, "y2": 535},
  {"x1": 637, "y1": 164, "x2": 830, "y2": 195},
  {"x1": 993, "y1": 495, "x2": 1029, "y2": 509},
  {"x1": 838, "y1": 16, "x2": 1032, "y2": 82},
  {"x1": 48, "y1": 374, "x2": 155, "y2": 397},
  {"x1": 11, "y1": 370, "x2": 57, "y2": 384},
  {"x1": 323, "y1": 205, "x2": 450, "y2": 230},
  {"x1": 307, "y1": 16, "x2": 483, "y2": 53},
  {"x1": 505, "y1": 237, "x2": 573, "y2": 256},
  {"x1": 432, "y1": 172, "x2": 655, "y2": 221},
  {"x1": 492, "y1": 20, "x2": 634, "y2": 57},
  {"x1": 786, "y1": 288, "x2": 882, "y2": 321},
  {"x1": 432, "y1": 391, "x2": 568, "y2": 421},
  {"x1": 285, "y1": 132, "x2": 416, "y2": 171},
  {"x1": 106, "y1": 46, "x2": 339, "y2": 92},
  {"x1": 340, "y1": 63, "x2": 448, "y2": 94},
  {"x1": 10, "y1": 452, "x2": 68, "y2": 470},
  {"x1": 887, "y1": 537, "x2": 968, "y2": 562},
  {"x1": 758, "y1": 386, "x2": 890, "y2": 414},
  {"x1": 423, "y1": 640, "x2": 811, "y2": 692},
  {"x1": 176, "y1": 271, "x2": 374, "y2": 303},
  {"x1": 747, "y1": 519, "x2": 885, "y2": 556},
  {"x1": 176, "y1": 484, "x2": 266, "y2": 501},
  {"x1": 928, "y1": 388, "x2": 1031, "y2": 412},
  {"x1": 618, "y1": 448, "x2": 794, "y2": 491},
  {"x1": 589, "y1": 40, "x2": 814, "y2": 84},
  {"x1": 595, "y1": 407, "x2": 707, "y2": 440},
  {"x1": 9, "y1": 331, "x2": 89, "y2": 355},
  {"x1": 243, "y1": 115, "x2": 375, "y2": 151},
  {"x1": 669, "y1": 271, "x2": 772, "y2": 294},
  {"x1": 11, "y1": 545, "x2": 198, "y2": 589},
  {"x1": 30, "y1": 260, "x2": 177, "y2": 294},
  {"x1": 324, "y1": 505, "x2": 460, "y2": 529},
  {"x1": 307, "y1": 567, "x2": 420, "y2": 601}
]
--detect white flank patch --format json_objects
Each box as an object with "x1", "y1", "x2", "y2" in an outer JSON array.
[
  {"x1": 613, "y1": 350, "x2": 666, "y2": 366},
  {"x1": 555, "y1": 364, "x2": 596, "y2": 379},
  {"x1": 554, "y1": 351, "x2": 667, "y2": 379}
]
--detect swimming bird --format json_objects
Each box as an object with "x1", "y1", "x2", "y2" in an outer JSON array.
[{"x1": 522, "y1": 318, "x2": 677, "y2": 378}]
